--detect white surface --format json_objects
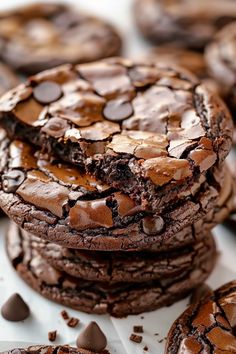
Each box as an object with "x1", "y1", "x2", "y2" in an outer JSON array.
[{"x1": 0, "y1": 1, "x2": 236, "y2": 353}]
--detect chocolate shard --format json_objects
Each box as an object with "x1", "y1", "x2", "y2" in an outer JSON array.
[
  {"x1": 76, "y1": 321, "x2": 107, "y2": 352},
  {"x1": 1, "y1": 293, "x2": 30, "y2": 321}
]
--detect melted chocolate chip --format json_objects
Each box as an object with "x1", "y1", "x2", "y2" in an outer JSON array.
[
  {"x1": 2, "y1": 170, "x2": 25, "y2": 193},
  {"x1": 1, "y1": 293, "x2": 30, "y2": 321},
  {"x1": 33, "y1": 81, "x2": 62, "y2": 104},
  {"x1": 103, "y1": 98, "x2": 133, "y2": 121},
  {"x1": 142, "y1": 216, "x2": 165, "y2": 235},
  {"x1": 76, "y1": 321, "x2": 107, "y2": 352},
  {"x1": 42, "y1": 117, "x2": 69, "y2": 138}
]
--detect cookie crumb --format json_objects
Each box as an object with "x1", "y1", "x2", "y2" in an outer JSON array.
[
  {"x1": 48, "y1": 330, "x2": 57, "y2": 342},
  {"x1": 130, "y1": 333, "x2": 142, "y2": 343},
  {"x1": 154, "y1": 333, "x2": 159, "y2": 336},
  {"x1": 133, "y1": 325, "x2": 143, "y2": 333},
  {"x1": 61, "y1": 310, "x2": 69, "y2": 320},
  {"x1": 141, "y1": 316, "x2": 144, "y2": 319},
  {"x1": 158, "y1": 339, "x2": 164, "y2": 344},
  {"x1": 143, "y1": 346, "x2": 148, "y2": 351},
  {"x1": 67, "y1": 317, "x2": 79, "y2": 328}
]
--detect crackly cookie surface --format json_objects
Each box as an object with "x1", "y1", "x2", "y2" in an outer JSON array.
[
  {"x1": 6, "y1": 224, "x2": 216, "y2": 316},
  {"x1": 165, "y1": 280, "x2": 236, "y2": 353},
  {"x1": 8, "y1": 222, "x2": 216, "y2": 283},
  {"x1": 134, "y1": 0, "x2": 236, "y2": 50},
  {"x1": 2, "y1": 345, "x2": 99, "y2": 354},
  {"x1": 0, "y1": 129, "x2": 233, "y2": 251},
  {"x1": 0, "y1": 58, "x2": 232, "y2": 212},
  {"x1": 0, "y1": 3, "x2": 121, "y2": 74}
]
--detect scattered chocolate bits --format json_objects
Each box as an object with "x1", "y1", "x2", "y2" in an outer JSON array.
[
  {"x1": 1, "y1": 293, "x2": 30, "y2": 321},
  {"x1": 143, "y1": 346, "x2": 148, "y2": 351},
  {"x1": 33, "y1": 81, "x2": 62, "y2": 104},
  {"x1": 103, "y1": 98, "x2": 133, "y2": 122},
  {"x1": 48, "y1": 330, "x2": 57, "y2": 342},
  {"x1": 142, "y1": 216, "x2": 165, "y2": 235},
  {"x1": 190, "y1": 283, "x2": 212, "y2": 304},
  {"x1": 76, "y1": 321, "x2": 107, "y2": 352},
  {"x1": 133, "y1": 325, "x2": 143, "y2": 333},
  {"x1": 61, "y1": 310, "x2": 69, "y2": 320},
  {"x1": 67, "y1": 317, "x2": 79, "y2": 328},
  {"x1": 42, "y1": 117, "x2": 70, "y2": 138},
  {"x1": 130, "y1": 333, "x2": 143, "y2": 343},
  {"x1": 2, "y1": 170, "x2": 25, "y2": 193}
]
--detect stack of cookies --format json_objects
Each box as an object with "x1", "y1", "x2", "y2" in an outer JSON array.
[{"x1": 0, "y1": 58, "x2": 233, "y2": 317}]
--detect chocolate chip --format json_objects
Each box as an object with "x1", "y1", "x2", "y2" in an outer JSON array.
[
  {"x1": 67, "y1": 317, "x2": 79, "y2": 328},
  {"x1": 130, "y1": 334, "x2": 142, "y2": 343},
  {"x1": 190, "y1": 284, "x2": 212, "y2": 304},
  {"x1": 1, "y1": 293, "x2": 30, "y2": 321},
  {"x1": 103, "y1": 98, "x2": 133, "y2": 122},
  {"x1": 61, "y1": 310, "x2": 69, "y2": 320},
  {"x1": 133, "y1": 325, "x2": 143, "y2": 333},
  {"x1": 142, "y1": 216, "x2": 165, "y2": 235},
  {"x1": 42, "y1": 117, "x2": 69, "y2": 138},
  {"x1": 2, "y1": 170, "x2": 25, "y2": 193},
  {"x1": 48, "y1": 330, "x2": 57, "y2": 342},
  {"x1": 143, "y1": 346, "x2": 148, "y2": 351},
  {"x1": 33, "y1": 81, "x2": 62, "y2": 104},
  {"x1": 76, "y1": 321, "x2": 107, "y2": 352}
]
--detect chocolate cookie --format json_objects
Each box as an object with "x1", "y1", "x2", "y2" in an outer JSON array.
[
  {"x1": 8, "y1": 222, "x2": 216, "y2": 283},
  {"x1": 165, "y1": 280, "x2": 236, "y2": 353},
  {"x1": 0, "y1": 3, "x2": 121, "y2": 74},
  {"x1": 7, "y1": 226, "x2": 216, "y2": 316},
  {"x1": 205, "y1": 22, "x2": 236, "y2": 118},
  {"x1": 0, "y1": 59, "x2": 232, "y2": 213},
  {"x1": 2, "y1": 345, "x2": 101, "y2": 354},
  {"x1": 134, "y1": 0, "x2": 236, "y2": 50},
  {"x1": 0, "y1": 130, "x2": 232, "y2": 251}
]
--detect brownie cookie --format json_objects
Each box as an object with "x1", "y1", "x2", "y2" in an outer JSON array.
[
  {"x1": 165, "y1": 280, "x2": 236, "y2": 353},
  {"x1": 134, "y1": 0, "x2": 236, "y2": 50},
  {"x1": 7, "y1": 227, "x2": 216, "y2": 316},
  {"x1": 0, "y1": 59, "x2": 232, "y2": 213},
  {"x1": 205, "y1": 22, "x2": 236, "y2": 118},
  {"x1": 2, "y1": 345, "x2": 102, "y2": 354},
  {"x1": 0, "y1": 3, "x2": 121, "y2": 74},
  {"x1": 8, "y1": 222, "x2": 216, "y2": 283},
  {"x1": 0, "y1": 131, "x2": 232, "y2": 251},
  {"x1": 144, "y1": 46, "x2": 220, "y2": 95}
]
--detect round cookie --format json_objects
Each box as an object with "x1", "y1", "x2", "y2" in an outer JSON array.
[
  {"x1": 8, "y1": 222, "x2": 216, "y2": 283},
  {"x1": 0, "y1": 59, "x2": 232, "y2": 213},
  {"x1": 205, "y1": 22, "x2": 236, "y2": 119},
  {"x1": 134, "y1": 0, "x2": 236, "y2": 50},
  {"x1": 0, "y1": 130, "x2": 233, "y2": 251},
  {"x1": 2, "y1": 345, "x2": 99, "y2": 354},
  {"x1": 0, "y1": 3, "x2": 121, "y2": 74},
  {"x1": 165, "y1": 280, "x2": 236, "y2": 353},
  {"x1": 7, "y1": 227, "x2": 216, "y2": 316}
]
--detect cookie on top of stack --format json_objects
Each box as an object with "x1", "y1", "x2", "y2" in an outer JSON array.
[{"x1": 0, "y1": 57, "x2": 233, "y2": 316}]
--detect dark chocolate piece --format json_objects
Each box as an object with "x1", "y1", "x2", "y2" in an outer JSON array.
[
  {"x1": 76, "y1": 322, "x2": 107, "y2": 352},
  {"x1": 48, "y1": 330, "x2": 57, "y2": 342},
  {"x1": 133, "y1": 326, "x2": 143, "y2": 333},
  {"x1": 129, "y1": 334, "x2": 142, "y2": 343},
  {"x1": 1, "y1": 293, "x2": 30, "y2": 321},
  {"x1": 61, "y1": 310, "x2": 69, "y2": 320},
  {"x1": 67, "y1": 317, "x2": 79, "y2": 328}
]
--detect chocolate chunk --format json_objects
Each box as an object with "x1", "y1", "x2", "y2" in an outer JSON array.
[
  {"x1": 1, "y1": 293, "x2": 30, "y2": 321},
  {"x1": 2, "y1": 170, "x2": 25, "y2": 193},
  {"x1": 76, "y1": 321, "x2": 107, "y2": 352},
  {"x1": 103, "y1": 98, "x2": 133, "y2": 121},
  {"x1": 48, "y1": 330, "x2": 57, "y2": 342},
  {"x1": 133, "y1": 325, "x2": 143, "y2": 333},
  {"x1": 42, "y1": 117, "x2": 70, "y2": 138},
  {"x1": 67, "y1": 317, "x2": 79, "y2": 328},
  {"x1": 142, "y1": 216, "x2": 165, "y2": 235},
  {"x1": 33, "y1": 81, "x2": 63, "y2": 104},
  {"x1": 130, "y1": 334, "x2": 142, "y2": 343},
  {"x1": 61, "y1": 310, "x2": 69, "y2": 320},
  {"x1": 190, "y1": 284, "x2": 212, "y2": 304}
]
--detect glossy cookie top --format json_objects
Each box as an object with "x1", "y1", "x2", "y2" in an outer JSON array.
[
  {"x1": 165, "y1": 280, "x2": 236, "y2": 353},
  {"x1": 134, "y1": 0, "x2": 236, "y2": 50},
  {"x1": 0, "y1": 3, "x2": 121, "y2": 74},
  {"x1": 0, "y1": 58, "x2": 232, "y2": 212}
]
